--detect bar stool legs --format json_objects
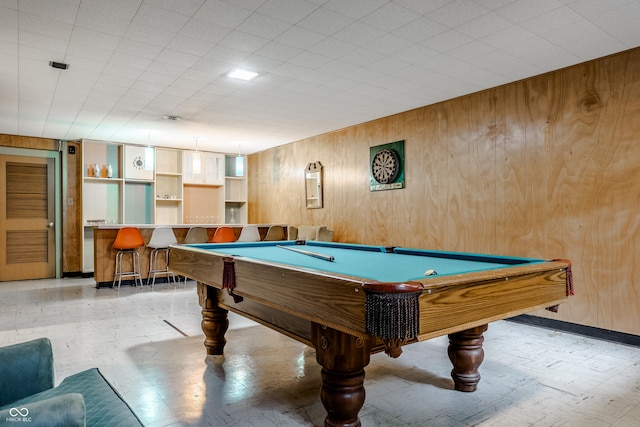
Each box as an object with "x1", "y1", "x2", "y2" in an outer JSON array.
[
  {"x1": 146, "y1": 227, "x2": 178, "y2": 287},
  {"x1": 112, "y1": 249, "x2": 143, "y2": 290},
  {"x1": 147, "y1": 247, "x2": 176, "y2": 287}
]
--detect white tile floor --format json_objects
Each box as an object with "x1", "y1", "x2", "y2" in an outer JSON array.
[{"x1": 1, "y1": 277, "x2": 639, "y2": 427}]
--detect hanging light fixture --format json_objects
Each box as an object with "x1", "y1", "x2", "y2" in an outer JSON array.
[
  {"x1": 145, "y1": 133, "x2": 154, "y2": 171},
  {"x1": 235, "y1": 144, "x2": 244, "y2": 177},
  {"x1": 193, "y1": 137, "x2": 201, "y2": 174}
]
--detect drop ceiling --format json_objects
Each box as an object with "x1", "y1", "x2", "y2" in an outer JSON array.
[{"x1": 1, "y1": 0, "x2": 639, "y2": 154}]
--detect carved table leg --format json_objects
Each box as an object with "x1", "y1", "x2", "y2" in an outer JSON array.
[
  {"x1": 197, "y1": 282, "x2": 229, "y2": 355},
  {"x1": 447, "y1": 324, "x2": 488, "y2": 392},
  {"x1": 312, "y1": 323, "x2": 372, "y2": 427}
]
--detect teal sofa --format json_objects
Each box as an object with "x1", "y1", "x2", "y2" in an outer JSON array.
[{"x1": 0, "y1": 338, "x2": 143, "y2": 426}]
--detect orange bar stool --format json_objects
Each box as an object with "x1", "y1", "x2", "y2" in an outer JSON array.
[
  {"x1": 112, "y1": 227, "x2": 145, "y2": 290},
  {"x1": 147, "y1": 227, "x2": 178, "y2": 287},
  {"x1": 209, "y1": 226, "x2": 236, "y2": 243}
]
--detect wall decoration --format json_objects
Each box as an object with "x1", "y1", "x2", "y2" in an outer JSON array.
[
  {"x1": 369, "y1": 140, "x2": 404, "y2": 191},
  {"x1": 124, "y1": 145, "x2": 154, "y2": 180},
  {"x1": 305, "y1": 161, "x2": 323, "y2": 209}
]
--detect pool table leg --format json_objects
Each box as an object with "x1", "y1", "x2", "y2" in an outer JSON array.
[
  {"x1": 197, "y1": 282, "x2": 229, "y2": 355},
  {"x1": 447, "y1": 324, "x2": 488, "y2": 392},
  {"x1": 312, "y1": 323, "x2": 372, "y2": 427}
]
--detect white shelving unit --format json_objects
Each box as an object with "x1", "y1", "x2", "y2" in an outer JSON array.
[
  {"x1": 80, "y1": 141, "x2": 242, "y2": 273},
  {"x1": 225, "y1": 155, "x2": 248, "y2": 224},
  {"x1": 155, "y1": 148, "x2": 183, "y2": 225}
]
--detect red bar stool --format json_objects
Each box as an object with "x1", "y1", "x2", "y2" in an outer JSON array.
[
  {"x1": 112, "y1": 227, "x2": 145, "y2": 290},
  {"x1": 209, "y1": 226, "x2": 236, "y2": 243},
  {"x1": 147, "y1": 226, "x2": 178, "y2": 287}
]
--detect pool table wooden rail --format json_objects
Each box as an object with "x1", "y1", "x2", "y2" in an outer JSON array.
[{"x1": 169, "y1": 245, "x2": 570, "y2": 341}]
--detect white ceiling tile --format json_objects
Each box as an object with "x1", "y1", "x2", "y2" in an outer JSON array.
[
  {"x1": 18, "y1": 0, "x2": 79, "y2": 24},
  {"x1": 368, "y1": 56, "x2": 410, "y2": 75},
  {"x1": 496, "y1": 0, "x2": 564, "y2": 23},
  {"x1": 480, "y1": 25, "x2": 537, "y2": 50},
  {"x1": 275, "y1": 26, "x2": 324, "y2": 49},
  {"x1": 19, "y1": 31, "x2": 68, "y2": 55},
  {"x1": 521, "y1": 6, "x2": 582, "y2": 35},
  {"x1": 132, "y1": 3, "x2": 191, "y2": 32},
  {"x1": 258, "y1": 0, "x2": 319, "y2": 23},
  {"x1": 338, "y1": 48, "x2": 385, "y2": 67},
  {"x1": 448, "y1": 40, "x2": 496, "y2": 61},
  {"x1": 70, "y1": 27, "x2": 120, "y2": 51},
  {"x1": 124, "y1": 23, "x2": 176, "y2": 47},
  {"x1": 288, "y1": 50, "x2": 332, "y2": 69},
  {"x1": 0, "y1": 7, "x2": 17, "y2": 41},
  {"x1": 75, "y1": 6, "x2": 131, "y2": 36},
  {"x1": 178, "y1": 18, "x2": 232, "y2": 43},
  {"x1": 543, "y1": 20, "x2": 628, "y2": 60},
  {"x1": 194, "y1": 0, "x2": 254, "y2": 27},
  {"x1": 421, "y1": 29, "x2": 473, "y2": 53},
  {"x1": 237, "y1": 13, "x2": 290, "y2": 39},
  {"x1": 391, "y1": 43, "x2": 440, "y2": 64},
  {"x1": 359, "y1": 2, "x2": 418, "y2": 31},
  {"x1": 323, "y1": 0, "x2": 387, "y2": 19},
  {"x1": 297, "y1": 7, "x2": 354, "y2": 36},
  {"x1": 167, "y1": 35, "x2": 211, "y2": 57},
  {"x1": 145, "y1": 0, "x2": 206, "y2": 16},
  {"x1": 456, "y1": 11, "x2": 514, "y2": 39},
  {"x1": 256, "y1": 41, "x2": 303, "y2": 62},
  {"x1": 391, "y1": 17, "x2": 449, "y2": 43},
  {"x1": 333, "y1": 21, "x2": 385, "y2": 46},
  {"x1": 428, "y1": 0, "x2": 491, "y2": 27},
  {"x1": 308, "y1": 37, "x2": 357, "y2": 59},
  {"x1": 219, "y1": 30, "x2": 270, "y2": 54},
  {"x1": 66, "y1": 41, "x2": 114, "y2": 62},
  {"x1": 366, "y1": 33, "x2": 411, "y2": 56},
  {"x1": 19, "y1": 11, "x2": 73, "y2": 40},
  {"x1": 80, "y1": 0, "x2": 141, "y2": 20},
  {"x1": 116, "y1": 39, "x2": 164, "y2": 60}
]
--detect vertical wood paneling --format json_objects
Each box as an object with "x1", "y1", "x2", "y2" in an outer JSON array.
[
  {"x1": 248, "y1": 47, "x2": 640, "y2": 336},
  {"x1": 610, "y1": 49, "x2": 640, "y2": 335}
]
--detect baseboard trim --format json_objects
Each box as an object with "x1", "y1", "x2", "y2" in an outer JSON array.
[{"x1": 507, "y1": 314, "x2": 640, "y2": 347}]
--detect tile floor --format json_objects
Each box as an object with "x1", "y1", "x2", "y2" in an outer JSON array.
[{"x1": 1, "y1": 277, "x2": 639, "y2": 427}]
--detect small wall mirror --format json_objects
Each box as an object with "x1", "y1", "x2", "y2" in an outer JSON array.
[{"x1": 305, "y1": 161, "x2": 323, "y2": 209}]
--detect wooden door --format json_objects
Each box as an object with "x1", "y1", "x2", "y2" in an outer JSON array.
[{"x1": 0, "y1": 155, "x2": 56, "y2": 281}]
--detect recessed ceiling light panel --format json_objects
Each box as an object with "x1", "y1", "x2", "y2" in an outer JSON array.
[{"x1": 227, "y1": 69, "x2": 258, "y2": 81}]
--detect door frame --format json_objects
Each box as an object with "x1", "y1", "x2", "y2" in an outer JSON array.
[{"x1": 0, "y1": 145, "x2": 62, "y2": 278}]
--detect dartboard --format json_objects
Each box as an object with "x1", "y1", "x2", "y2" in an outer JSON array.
[{"x1": 371, "y1": 149, "x2": 400, "y2": 184}]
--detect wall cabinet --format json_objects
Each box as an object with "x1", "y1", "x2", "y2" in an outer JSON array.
[{"x1": 183, "y1": 151, "x2": 225, "y2": 185}]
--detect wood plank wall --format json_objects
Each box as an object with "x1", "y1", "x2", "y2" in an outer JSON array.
[{"x1": 248, "y1": 47, "x2": 640, "y2": 336}]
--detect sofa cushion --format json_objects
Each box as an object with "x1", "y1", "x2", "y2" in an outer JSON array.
[
  {"x1": 2, "y1": 368, "x2": 143, "y2": 427},
  {"x1": 0, "y1": 338, "x2": 54, "y2": 406}
]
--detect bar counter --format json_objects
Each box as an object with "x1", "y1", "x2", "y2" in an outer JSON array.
[{"x1": 92, "y1": 224, "x2": 285, "y2": 288}]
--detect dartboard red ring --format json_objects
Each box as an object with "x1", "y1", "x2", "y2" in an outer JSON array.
[{"x1": 371, "y1": 148, "x2": 400, "y2": 184}]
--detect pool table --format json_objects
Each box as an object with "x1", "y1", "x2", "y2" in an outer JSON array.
[{"x1": 168, "y1": 240, "x2": 572, "y2": 427}]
